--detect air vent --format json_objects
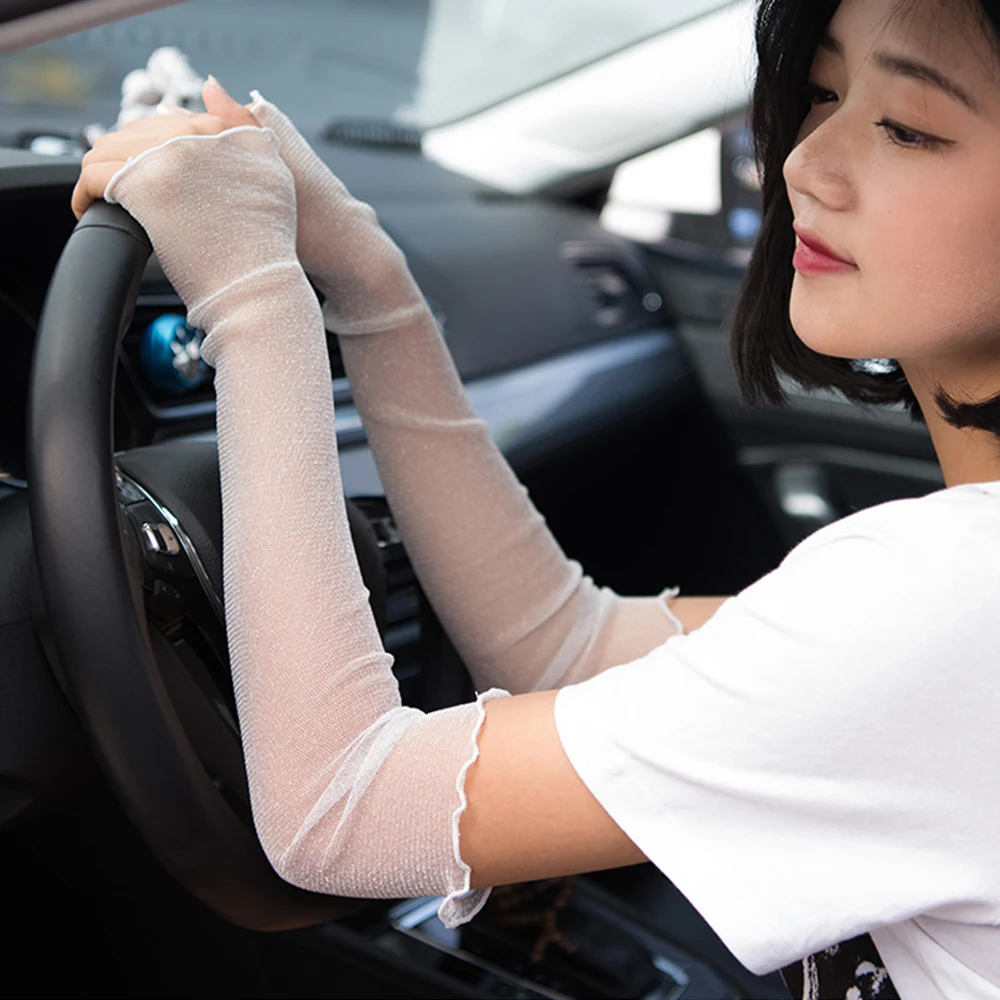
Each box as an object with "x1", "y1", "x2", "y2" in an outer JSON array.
[
  {"x1": 579, "y1": 262, "x2": 642, "y2": 328},
  {"x1": 323, "y1": 119, "x2": 423, "y2": 151},
  {"x1": 562, "y1": 241, "x2": 665, "y2": 331},
  {"x1": 120, "y1": 297, "x2": 216, "y2": 417},
  {"x1": 120, "y1": 291, "x2": 349, "y2": 421}
]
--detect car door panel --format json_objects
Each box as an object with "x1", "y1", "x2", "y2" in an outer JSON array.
[{"x1": 645, "y1": 242, "x2": 944, "y2": 547}]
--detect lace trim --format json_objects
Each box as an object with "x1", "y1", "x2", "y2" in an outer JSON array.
[
  {"x1": 104, "y1": 124, "x2": 275, "y2": 204},
  {"x1": 438, "y1": 687, "x2": 510, "y2": 929}
]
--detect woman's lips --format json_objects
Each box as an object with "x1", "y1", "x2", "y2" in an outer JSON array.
[{"x1": 793, "y1": 224, "x2": 857, "y2": 276}]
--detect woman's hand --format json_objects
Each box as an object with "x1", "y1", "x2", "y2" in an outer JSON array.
[
  {"x1": 73, "y1": 75, "x2": 299, "y2": 333},
  {"x1": 72, "y1": 83, "x2": 258, "y2": 220}
]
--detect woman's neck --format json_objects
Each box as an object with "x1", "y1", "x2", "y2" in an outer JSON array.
[{"x1": 901, "y1": 360, "x2": 1000, "y2": 488}]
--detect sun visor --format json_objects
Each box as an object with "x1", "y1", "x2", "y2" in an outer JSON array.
[
  {"x1": 421, "y1": 1, "x2": 754, "y2": 195},
  {"x1": 0, "y1": 0, "x2": 187, "y2": 55}
]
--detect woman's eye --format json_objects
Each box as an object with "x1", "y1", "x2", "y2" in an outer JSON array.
[
  {"x1": 874, "y1": 118, "x2": 949, "y2": 151},
  {"x1": 807, "y1": 83, "x2": 838, "y2": 105}
]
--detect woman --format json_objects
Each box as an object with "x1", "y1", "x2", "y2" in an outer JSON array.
[{"x1": 71, "y1": 0, "x2": 1000, "y2": 996}]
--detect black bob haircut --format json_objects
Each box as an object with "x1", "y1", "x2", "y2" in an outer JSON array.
[{"x1": 730, "y1": 0, "x2": 1000, "y2": 434}]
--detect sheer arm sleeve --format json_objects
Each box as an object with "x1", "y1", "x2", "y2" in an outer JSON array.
[
  {"x1": 104, "y1": 125, "x2": 505, "y2": 925},
  {"x1": 248, "y1": 95, "x2": 683, "y2": 694}
]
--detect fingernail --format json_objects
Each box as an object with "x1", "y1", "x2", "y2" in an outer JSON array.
[{"x1": 205, "y1": 74, "x2": 230, "y2": 97}]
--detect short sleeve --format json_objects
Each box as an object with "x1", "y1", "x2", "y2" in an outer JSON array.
[{"x1": 554, "y1": 494, "x2": 1000, "y2": 975}]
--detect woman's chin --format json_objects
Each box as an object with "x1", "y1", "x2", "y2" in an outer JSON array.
[
  {"x1": 789, "y1": 311, "x2": 846, "y2": 358},
  {"x1": 789, "y1": 290, "x2": 868, "y2": 359}
]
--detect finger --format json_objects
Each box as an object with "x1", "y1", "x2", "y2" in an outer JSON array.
[
  {"x1": 203, "y1": 75, "x2": 258, "y2": 129},
  {"x1": 84, "y1": 119, "x2": 188, "y2": 162},
  {"x1": 83, "y1": 113, "x2": 225, "y2": 165},
  {"x1": 117, "y1": 111, "x2": 224, "y2": 137},
  {"x1": 71, "y1": 162, "x2": 123, "y2": 219},
  {"x1": 157, "y1": 101, "x2": 197, "y2": 117}
]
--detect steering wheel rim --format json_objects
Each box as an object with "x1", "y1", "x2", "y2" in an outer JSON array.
[{"x1": 27, "y1": 202, "x2": 357, "y2": 930}]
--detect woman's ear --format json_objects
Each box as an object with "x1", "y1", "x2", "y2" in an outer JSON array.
[{"x1": 202, "y1": 75, "x2": 259, "y2": 128}]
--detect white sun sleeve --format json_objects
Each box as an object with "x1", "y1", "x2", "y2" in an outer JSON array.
[
  {"x1": 104, "y1": 125, "x2": 505, "y2": 924},
  {"x1": 247, "y1": 94, "x2": 684, "y2": 694}
]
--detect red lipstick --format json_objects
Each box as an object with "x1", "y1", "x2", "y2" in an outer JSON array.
[{"x1": 793, "y1": 224, "x2": 857, "y2": 276}]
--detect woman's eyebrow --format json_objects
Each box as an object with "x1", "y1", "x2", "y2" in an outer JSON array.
[
  {"x1": 818, "y1": 31, "x2": 978, "y2": 114},
  {"x1": 872, "y1": 51, "x2": 978, "y2": 113},
  {"x1": 818, "y1": 32, "x2": 843, "y2": 55}
]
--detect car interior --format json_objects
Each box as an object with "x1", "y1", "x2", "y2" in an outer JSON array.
[{"x1": 0, "y1": 2, "x2": 948, "y2": 998}]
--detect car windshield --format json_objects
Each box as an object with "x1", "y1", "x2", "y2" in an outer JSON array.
[{"x1": 0, "y1": 0, "x2": 732, "y2": 138}]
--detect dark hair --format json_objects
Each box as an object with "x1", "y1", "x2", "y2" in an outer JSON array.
[{"x1": 731, "y1": 0, "x2": 1000, "y2": 430}]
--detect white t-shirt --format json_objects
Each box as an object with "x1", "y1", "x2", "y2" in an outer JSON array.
[{"x1": 555, "y1": 482, "x2": 1000, "y2": 999}]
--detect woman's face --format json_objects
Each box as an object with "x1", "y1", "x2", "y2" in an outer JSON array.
[{"x1": 785, "y1": 0, "x2": 1000, "y2": 374}]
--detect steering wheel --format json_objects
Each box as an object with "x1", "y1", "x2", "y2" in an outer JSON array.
[{"x1": 27, "y1": 202, "x2": 387, "y2": 930}]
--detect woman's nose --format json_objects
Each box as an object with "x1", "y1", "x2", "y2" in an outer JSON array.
[{"x1": 783, "y1": 114, "x2": 855, "y2": 213}]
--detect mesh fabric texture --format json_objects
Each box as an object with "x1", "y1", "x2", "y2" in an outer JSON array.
[
  {"x1": 103, "y1": 109, "x2": 683, "y2": 920},
  {"x1": 249, "y1": 93, "x2": 684, "y2": 695}
]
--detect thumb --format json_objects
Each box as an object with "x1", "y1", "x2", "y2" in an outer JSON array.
[{"x1": 202, "y1": 75, "x2": 258, "y2": 128}]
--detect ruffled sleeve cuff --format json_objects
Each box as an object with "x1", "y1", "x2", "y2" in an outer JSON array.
[{"x1": 438, "y1": 686, "x2": 510, "y2": 928}]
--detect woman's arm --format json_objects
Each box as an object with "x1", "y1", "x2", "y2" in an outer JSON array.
[
  {"x1": 73, "y1": 115, "x2": 650, "y2": 920},
  {"x1": 465, "y1": 691, "x2": 646, "y2": 887},
  {"x1": 218, "y1": 87, "x2": 717, "y2": 692}
]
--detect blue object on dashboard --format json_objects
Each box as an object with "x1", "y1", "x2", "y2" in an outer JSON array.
[
  {"x1": 728, "y1": 207, "x2": 762, "y2": 241},
  {"x1": 140, "y1": 313, "x2": 209, "y2": 395}
]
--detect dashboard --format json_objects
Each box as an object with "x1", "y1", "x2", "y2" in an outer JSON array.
[
  {"x1": 0, "y1": 143, "x2": 693, "y2": 499},
  {"x1": 0, "y1": 137, "x2": 710, "y2": 837}
]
